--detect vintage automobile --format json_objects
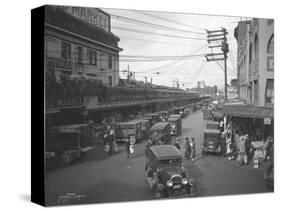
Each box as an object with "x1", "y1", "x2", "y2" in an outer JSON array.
[
  {"x1": 115, "y1": 120, "x2": 144, "y2": 143},
  {"x1": 145, "y1": 145, "x2": 196, "y2": 199},
  {"x1": 172, "y1": 106, "x2": 185, "y2": 118},
  {"x1": 144, "y1": 113, "x2": 161, "y2": 126},
  {"x1": 213, "y1": 111, "x2": 224, "y2": 122},
  {"x1": 150, "y1": 122, "x2": 171, "y2": 145},
  {"x1": 46, "y1": 124, "x2": 95, "y2": 167},
  {"x1": 206, "y1": 121, "x2": 220, "y2": 130},
  {"x1": 202, "y1": 108, "x2": 214, "y2": 120},
  {"x1": 202, "y1": 128, "x2": 222, "y2": 155},
  {"x1": 131, "y1": 119, "x2": 150, "y2": 139},
  {"x1": 168, "y1": 116, "x2": 182, "y2": 136},
  {"x1": 183, "y1": 107, "x2": 192, "y2": 117},
  {"x1": 156, "y1": 111, "x2": 169, "y2": 122}
]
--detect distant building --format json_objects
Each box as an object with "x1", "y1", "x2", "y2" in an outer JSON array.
[
  {"x1": 187, "y1": 81, "x2": 217, "y2": 98},
  {"x1": 45, "y1": 6, "x2": 122, "y2": 87},
  {"x1": 234, "y1": 18, "x2": 274, "y2": 107}
]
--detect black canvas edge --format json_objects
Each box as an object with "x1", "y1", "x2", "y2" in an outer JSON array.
[{"x1": 31, "y1": 5, "x2": 46, "y2": 206}]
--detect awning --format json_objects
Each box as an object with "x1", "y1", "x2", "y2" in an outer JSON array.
[{"x1": 223, "y1": 104, "x2": 274, "y2": 119}]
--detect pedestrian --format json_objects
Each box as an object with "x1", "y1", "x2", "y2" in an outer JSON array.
[
  {"x1": 190, "y1": 137, "x2": 196, "y2": 162},
  {"x1": 237, "y1": 135, "x2": 247, "y2": 165},
  {"x1": 174, "y1": 138, "x2": 181, "y2": 150},
  {"x1": 126, "y1": 135, "x2": 135, "y2": 159},
  {"x1": 264, "y1": 136, "x2": 273, "y2": 161},
  {"x1": 107, "y1": 129, "x2": 115, "y2": 155},
  {"x1": 184, "y1": 137, "x2": 191, "y2": 159}
]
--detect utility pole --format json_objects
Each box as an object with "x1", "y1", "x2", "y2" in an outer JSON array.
[
  {"x1": 205, "y1": 28, "x2": 229, "y2": 101},
  {"x1": 127, "y1": 64, "x2": 130, "y2": 82}
]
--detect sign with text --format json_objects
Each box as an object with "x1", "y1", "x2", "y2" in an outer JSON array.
[
  {"x1": 264, "y1": 117, "x2": 272, "y2": 125},
  {"x1": 61, "y1": 6, "x2": 110, "y2": 32},
  {"x1": 46, "y1": 57, "x2": 73, "y2": 72},
  {"x1": 46, "y1": 96, "x2": 88, "y2": 109}
]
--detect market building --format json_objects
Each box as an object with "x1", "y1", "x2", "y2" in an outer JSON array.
[
  {"x1": 45, "y1": 6, "x2": 122, "y2": 87},
  {"x1": 222, "y1": 18, "x2": 274, "y2": 141},
  {"x1": 234, "y1": 18, "x2": 274, "y2": 107}
]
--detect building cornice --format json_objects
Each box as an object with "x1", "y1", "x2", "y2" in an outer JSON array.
[{"x1": 45, "y1": 23, "x2": 123, "y2": 52}]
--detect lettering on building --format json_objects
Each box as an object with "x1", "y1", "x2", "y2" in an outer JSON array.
[{"x1": 61, "y1": 6, "x2": 110, "y2": 32}]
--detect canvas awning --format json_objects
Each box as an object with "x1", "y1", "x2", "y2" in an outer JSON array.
[{"x1": 223, "y1": 104, "x2": 273, "y2": 119}]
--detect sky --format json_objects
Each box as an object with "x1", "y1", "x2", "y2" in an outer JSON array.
[{"x1": 103, "y1": 8, "x2": 249, "y2": 89}]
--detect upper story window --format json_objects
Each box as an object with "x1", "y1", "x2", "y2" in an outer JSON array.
[
  {"x1": 87, "y1": 50, "x2": 97, "y2": 66},
  {"x1": 267, "y1": 34, "x2": 274, "y2": 54},
  {"x1": 61, "y1": 41, "x2": 71, "y2": 60},
  {"x1": 77, "y1": 46, "x2": 83, "y2": 64},
  {"x1": 108, "y1": 55, "x2": 113, "y2": 69},
  {"x1": 249, "y1": 43, "x2": 253, "y2": 64},
  {"x1": 254, "y1": 34, "x2": 259, "y2": 60},
  {"x1": 265, "y1": 79, "x2": 274, "y2": 106}
]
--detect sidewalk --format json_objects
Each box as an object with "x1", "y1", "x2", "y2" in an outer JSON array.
[{"x1": 222, "y1": 156, "x2": 265, "y2": 172}]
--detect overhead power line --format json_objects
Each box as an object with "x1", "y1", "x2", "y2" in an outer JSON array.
[
  {"x1": 112, "y1": 26, "x2": 206, "y2": 41},
  {"x1": 135, "y1": 10, "x2": 206, "y2": 32},
  {"x1": 110, "y1": 13, "x2": 206, "y2": 35},
  {"x1": 118, "y1": 35, "x2": 206, "y2": 47}
]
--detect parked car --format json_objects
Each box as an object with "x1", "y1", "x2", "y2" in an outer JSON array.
[
  {"x1": 115, "y1": 120, "x2": 143, "y2": 143},
  {"x1": 131, "y1": 119, "x2": 150, "y2": 139},
  {"x1": 145, "y1": 145, "x2": 196, "y2": 199},
  {"x1": 202, "y1": 128, "x2": 222, "y2": 155},
  {"x1": 156, "y1": 111, "x2": 169, "y2": 122},
  {"x1": 172, "y1": 107, "x2": 185, "y2": 117},
  {"x1": 150, "y1": 122, "x2": 171, "y2": 145},
  {"x1": 206, "y1": 121, "x2": 220, "y2": 130},
  {"x1": 46, "y1": 124, "x2": 95, "y2": 167},
  {"x1": 168, "y1": 116, "x2": 182, "y2": 136},
  {"x1": 144, "y1": 113, "x2": 161, "y2": 126}
]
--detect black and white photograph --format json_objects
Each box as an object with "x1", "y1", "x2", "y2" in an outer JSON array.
[{"x1": 37, "y1": 4, "x2": 274, "y2": 206}]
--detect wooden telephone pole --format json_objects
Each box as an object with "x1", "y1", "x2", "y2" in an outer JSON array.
[{"x1": 205, "y1": 28, "x2": 229, "y2": 101}]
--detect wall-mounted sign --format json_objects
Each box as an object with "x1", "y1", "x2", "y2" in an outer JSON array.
[
  {"x1": 46, "y1": 96, "x2": 88, "y2": 109},
  {"x1": 264, "y1": 118, "x2": 271, "y2": 125},
  {"x1": 46, "y1": 57, "x2": 73, "y2": 71},
  {"x1": 61, "y1": 6, "x2": 110, "y2": 32}
]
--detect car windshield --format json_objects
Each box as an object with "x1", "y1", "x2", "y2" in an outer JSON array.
[
  {"x1": 205, "y1": 133, "x2": 220, "y2": 142},
  {"x1": 158, "y1": 158, "x2": 181, "y2": 167}
]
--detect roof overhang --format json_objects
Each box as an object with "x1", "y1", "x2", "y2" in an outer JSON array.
[{"x1": 223, "y1": 104, "x2": 274, "y2": 119}]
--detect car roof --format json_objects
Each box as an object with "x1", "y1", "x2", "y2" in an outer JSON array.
[
  {"x1": 145, "y1": 113, "x2": 159, "y2": 116},
  {"x1": 116, "y1": 120, "x2": 142, "y2": 125},
  {"x1": 206, "y1": 121, "x2": 220, "y2": 124},
  {"x1": 204, "y1": 129, "x2": 221, "y2": 134},
  {"x1": 168, "y1": 117, "x2": 180, "y2": 121},
  {"x1": 150, "y1": 122, "x2": 170, "y2": 130},
  {"x1": 130, "y1": 119, "x2": 149, "y2": 123},
  {"x1": 169, "y1": 114, "x2": 181, "y2": 118},
  {"x1": 150, "y1": 145, "x2": 181, "y2": 159}
]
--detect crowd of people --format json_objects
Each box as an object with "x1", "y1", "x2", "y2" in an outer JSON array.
[{"x1": 220, "y1": 123, "x2": 274, "y2": 167}]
